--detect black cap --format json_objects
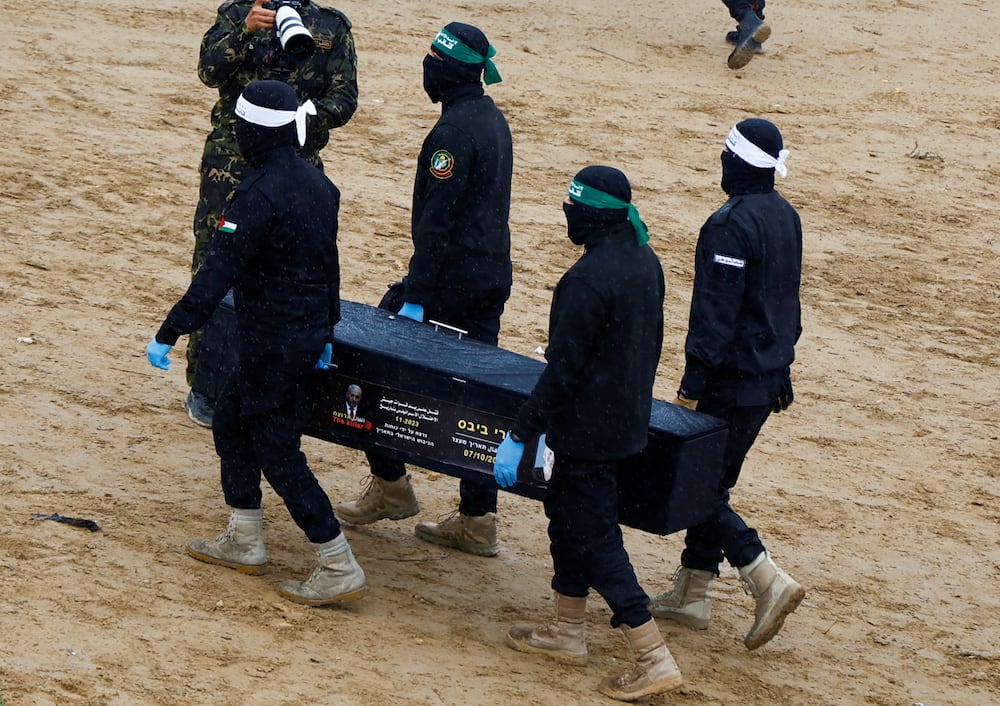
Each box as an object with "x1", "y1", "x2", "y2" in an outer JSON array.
[
  {"x1": 573, "y1": 165, "x2": 632, "y2": 203},
  {"x1": 734, "y1": 118, "x2": 783, "y2": 159},
  {"x1": 441, "y1": 22, "x2": 490, "y2": 59},
  {"x1": 239, "y1": 79, "x2": 298, "y2": 117}
]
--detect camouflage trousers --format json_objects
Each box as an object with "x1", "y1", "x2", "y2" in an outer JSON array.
[{"x1": 186, "y1": 150, "x2": 248, "y2": 387}]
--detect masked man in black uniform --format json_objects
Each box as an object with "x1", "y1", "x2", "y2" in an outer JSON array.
[
  {"x1": 649, "y1": 118, "x2": 805, "y2": 649},
  {"x1": 334, "y1": 22, "x2": 513, "y2": 558},
  {"x1": 146, "y1": 80, "x2": 365, "y2": 607},
  {"x1": 493, "y1": 167, "x2": 684, "y2": 702}
]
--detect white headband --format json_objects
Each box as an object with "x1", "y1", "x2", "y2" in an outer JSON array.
[
  {"x1": 235, "y1": 94, "x2": 317, "y2": 147},
  {"x1": 726, "y1": 125, "x2": 790, "y2": 178}
]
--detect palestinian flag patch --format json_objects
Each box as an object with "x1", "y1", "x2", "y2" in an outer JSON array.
[
  {"x1": 429, "y1": 149, "x2": 455, "y2": 179},
  {"x1": 218, "y1": 217, "x2": 237, "y2": 234}
]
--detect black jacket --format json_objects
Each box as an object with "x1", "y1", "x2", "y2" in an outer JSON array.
[
  {"x1": 403, "y1": 84, "x2": 513, "y2": 305},
  {"x1": 157, "y1": 146, "x2": 341, "y2": 361},
  {"x1": 513, "y1": 224, "x2": 665, "y2": 460},
  {"x1": 680, "y1": 190, "x2": 802, "y2": 404}
]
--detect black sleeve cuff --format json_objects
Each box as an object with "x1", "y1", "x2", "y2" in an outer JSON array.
[
  {"x1": 679, "y1": 354, "x2": 712, "y2": 400},
  {"x1": 154, "y1": 326, "x2": 180, "y2": 347}
]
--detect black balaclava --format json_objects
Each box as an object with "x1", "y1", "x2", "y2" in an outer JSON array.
[
  {"x1": 563, "y1": 165, "x2": 632, "y2": 247},
  {"x1": 423, "y1": 22, "x2": 488, "y2": 103},
  {"x1": 720, "y1": 118, "x2": 783, "y2": 196},
  {"x1": 234, "y1": 79, "x2": 298, "y2": 167}
]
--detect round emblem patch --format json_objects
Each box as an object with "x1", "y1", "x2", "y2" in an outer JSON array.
[{"x1": 429, "y1": 149, "x2": 455, "y2": 179}]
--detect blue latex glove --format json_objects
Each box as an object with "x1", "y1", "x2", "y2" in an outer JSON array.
[
  {"x1": 397, "y1": 302, "x2": 424, "y2": 322},
  {"x1": 316, "y1": 342, "x2": 334, "y2": 370},
  {"x1": 146, "y1": 338, "x2": 172, "y2": 371},
  {"x1": 493, "y1": 434, "x2": 526, "y2": 488}
]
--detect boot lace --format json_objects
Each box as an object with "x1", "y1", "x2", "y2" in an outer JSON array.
[
  {"x1": 214, "y1": 513, "x2": 239, "y2": 543},
  {"x1": 532, "y1": 622, "x2": 561, "y2": 639},
  {"x1": 356, "y1": 474, "x2": 383, "y2": 503},
  {"x1": 655, "y1": 566, "x2": 685, "y2": 602},
  {"x1": 433, "y1": 509, "x2": 462, "y2": 528}
]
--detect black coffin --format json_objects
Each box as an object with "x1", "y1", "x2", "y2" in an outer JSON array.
[{"x1": 305, "y1": 300, "x2": 728, "y2": 536}]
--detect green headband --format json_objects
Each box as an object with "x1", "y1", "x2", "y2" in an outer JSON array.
[
  {"x1": 432, "y1": 28, "x2": 503, "y2": 85},
  {"x1": 567, "y1": 180, "x2": 649, "y2": 246}
]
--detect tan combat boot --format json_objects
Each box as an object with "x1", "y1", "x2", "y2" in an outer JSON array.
[
  {"x1": 739, "y1": 551, "x2": 805, "y2": 650},
  {"x1": 414, "y1": 510, "x2": 499, "y2": 556},
  {"x1": 506, "y1": 592, "x2": 588, "y2": 665},
  {"x1": 334, "y1": 474, "x2": 420, "y2": 525},
  {"x1": 598, "y1": 619, "x2": 683, "y2": 701},
  {"x1": 186, "y1": 507, "x2": 267, "y2": 575},
  {"x1": 648, "y1": 566, "x2": 715, "y2": 629},
  {"x1": 278, "y1": 533, "x2": 366, "y2": 606}
]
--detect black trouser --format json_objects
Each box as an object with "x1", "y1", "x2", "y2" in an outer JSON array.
[
  {"x1": 545, "y1": 454, "x2": 651, "y2": 629},
  {"x1": 214, "y1": 357, "x2": 341, "y2": 544},
  {"x1": 723, "y1": 0, "x2": 765, "y2": 21},
  {"x1": 365, "y1": 284, "x2": 509, "y2": 516},
  {"x1": 190, "y1": 291, "x2": 238, "y2": 404},
  {"x1": 679, "y1": 395, "x2": 770, "y2": 573}
]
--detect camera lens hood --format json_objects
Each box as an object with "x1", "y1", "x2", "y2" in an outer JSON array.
[{"x1": 275, "y1": 6, "x2": 315, "y2": 59}]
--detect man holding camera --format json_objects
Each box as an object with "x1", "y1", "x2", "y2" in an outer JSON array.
[{"x1": 184, "y1": 0, "x2": 358, "y2": 427}]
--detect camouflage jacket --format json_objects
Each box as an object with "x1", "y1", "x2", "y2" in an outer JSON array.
[{"x1": 198, "y1": 0, "x2": 358, "y2": 161}]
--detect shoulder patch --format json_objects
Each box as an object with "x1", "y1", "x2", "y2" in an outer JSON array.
[
  {"x1": 429, "y1": 150, "x2": 455, "y2": 179},
  {"x1": 713, "y1": 253, "x2": 745, "y2": 268}
]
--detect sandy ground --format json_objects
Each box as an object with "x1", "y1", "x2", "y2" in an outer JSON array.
[{"x1": 1, "y1": 0, "x2": 999, "y2": 704}]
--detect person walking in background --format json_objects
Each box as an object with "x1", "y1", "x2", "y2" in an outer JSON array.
[
  {"x1": 334, "y1": 22, "x2": 513, "y2": 558},
  {"x1": 649, "y1": 118, "x2": 805, "y2": 650},
  {"x1": 146, "y1": 80, "x2": 365, "y2": 607},
  {"x1": 184, "y1": 0, "x2": 358, "y2": 427},
  {"x1": 494, "y1": 166, "x2": 683, "y2": 702},
  {"x1": 722, "y1": 0, "x2": 771, "y2": 69}
]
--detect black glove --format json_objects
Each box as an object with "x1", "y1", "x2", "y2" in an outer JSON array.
[
  {"x1": 773, "y1": 372, "x2": 794, "y2": 413},
  {"x1": 378, "y1": 280, "x2": 406, "y2": 312}
]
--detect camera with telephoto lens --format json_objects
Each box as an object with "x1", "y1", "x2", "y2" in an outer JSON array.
[{"x1": 263, "y1": 0, "x2": 315, "y2": 60}]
